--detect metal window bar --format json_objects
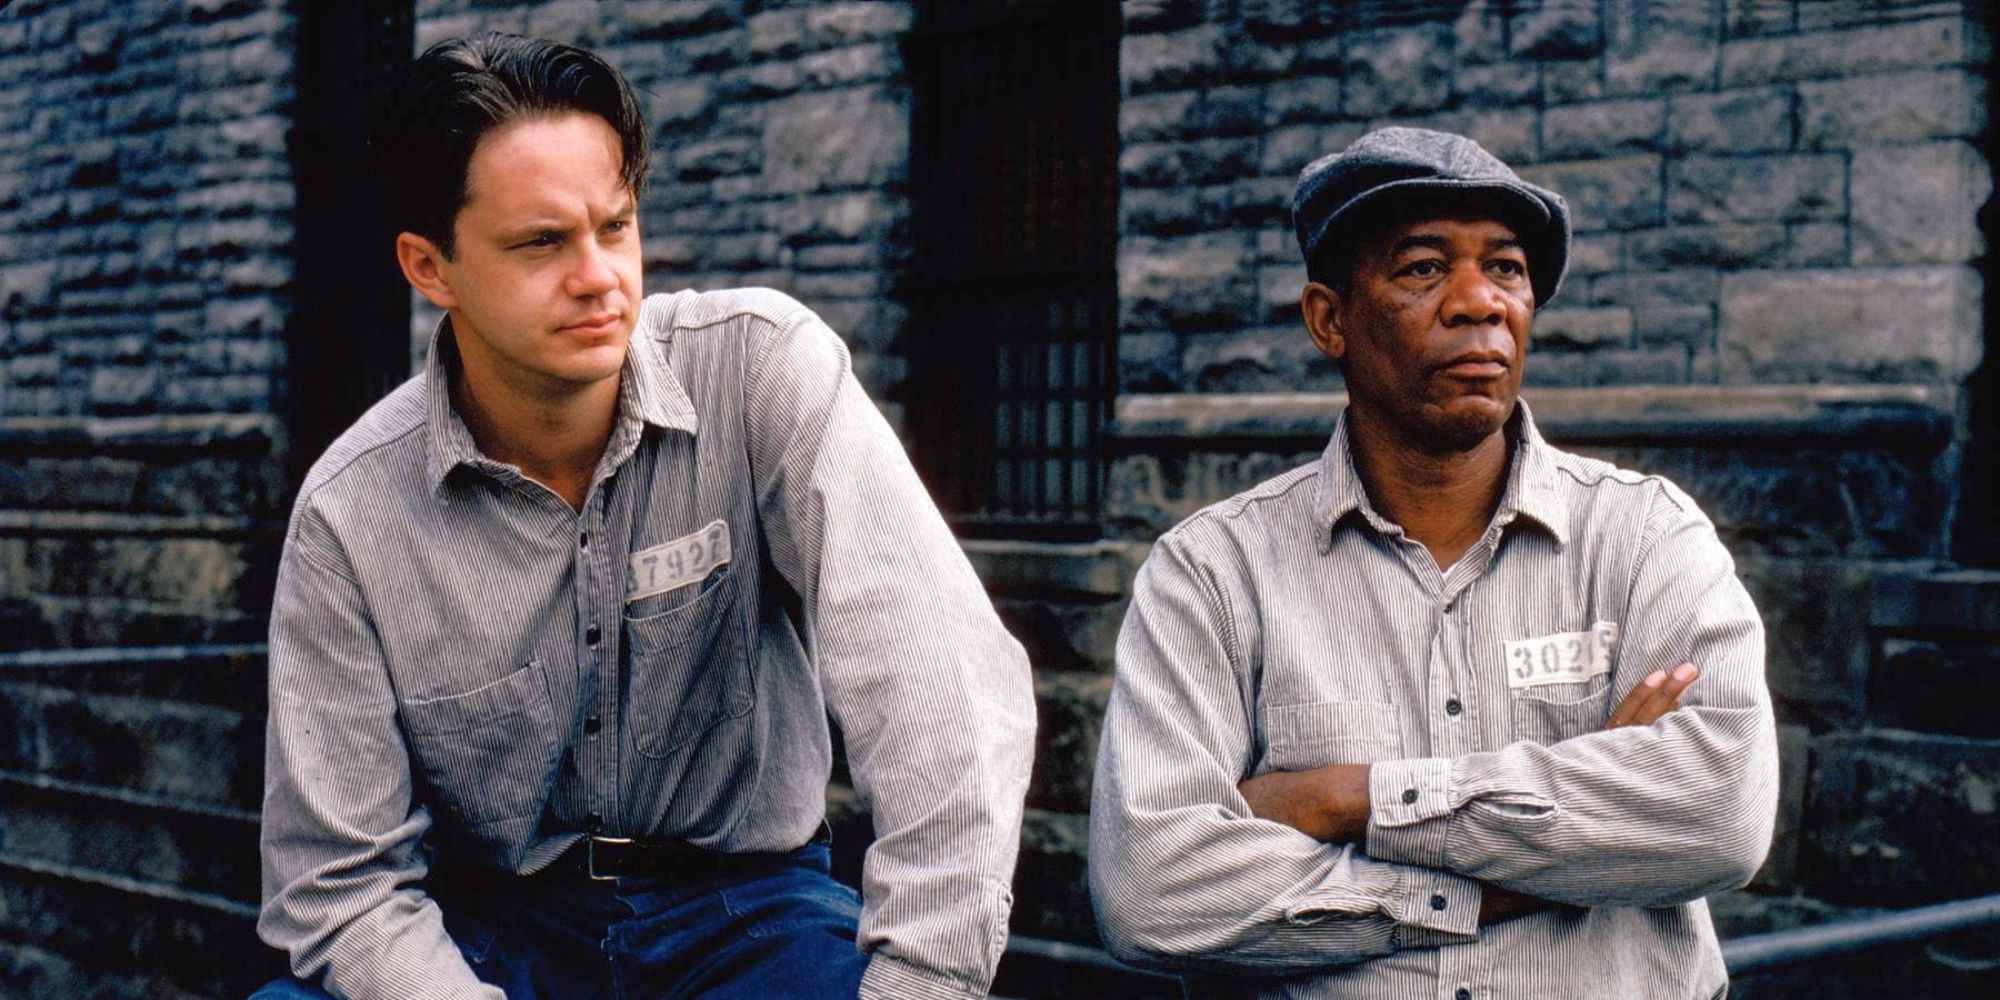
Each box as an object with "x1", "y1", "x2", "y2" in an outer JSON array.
[{"x1": 903, "y1": 0, "x2": 1119, "y2": 540}]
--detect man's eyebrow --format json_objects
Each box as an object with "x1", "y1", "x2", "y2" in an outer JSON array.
[{"x1": 1387, "y1": 234, "x2": 1450, "y2": 256}]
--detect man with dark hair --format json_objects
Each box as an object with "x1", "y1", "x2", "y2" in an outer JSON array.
[
  {"x1": 1089, "y1": 127, "x2": 1778, "y2": 998},
  {"x1": 253, "y1": 33, "x2": 1034, "y2": 1000}
]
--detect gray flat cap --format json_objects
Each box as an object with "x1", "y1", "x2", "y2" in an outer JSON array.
[{"x1": 1291, "y1": 126, "x2": 1571, "y2": 305}]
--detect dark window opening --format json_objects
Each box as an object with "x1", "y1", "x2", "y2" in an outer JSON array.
[{"x1": 902, "y1": 0, "x2": 1121, "y2": 541}]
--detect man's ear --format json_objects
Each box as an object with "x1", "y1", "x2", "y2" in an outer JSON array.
[
  {"x1": 396, "y1": 232, "x2": 458, "y2": 310},
  {"x1": 1301, "y1": 281, "x2": 1345, "y2": 362}
]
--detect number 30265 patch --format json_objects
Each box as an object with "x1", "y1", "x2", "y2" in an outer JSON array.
[
  {"x1": 1502, "y1": 622, "x2": 1620, "y2": 690},
  {"x1": 627, "y1": 520, "x2": 731, "y2": 604}
]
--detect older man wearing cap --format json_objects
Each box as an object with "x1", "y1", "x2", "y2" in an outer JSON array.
[{"x1": 1088, "y1": 127, "x2": 1778, "y2": 999}]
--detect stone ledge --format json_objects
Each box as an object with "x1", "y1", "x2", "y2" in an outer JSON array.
[
  {"x1": 962, "y1": 539, "x2": 1150, "y2": 598},
  {"x1": 1111, "y1": 384, "x2": 1953, "y2": 448},
  {"x1": 0, "y1": 414, "x2": 277, "y2": 452},
  {"x1": 0, "y1": 509, "x2": 268, "y2": 539},
  {"x1": 1871, "y1": 568, "x2": 2000, "y2": 631}
]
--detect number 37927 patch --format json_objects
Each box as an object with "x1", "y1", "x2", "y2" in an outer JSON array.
[
  {"x1": 627, "y1": 520, "x2": 731, "y2": 604},
  {"x1": 1503, "y1": 622, "x2": 1620, "y2": 690}
]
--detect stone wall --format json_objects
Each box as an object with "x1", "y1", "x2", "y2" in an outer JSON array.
[
  {"x1": 411, "y1": 0, "x2": 918, "y2": 410},
  {"x1": 1117, "y1": 0, "x2": 1990, "y2": 396}
]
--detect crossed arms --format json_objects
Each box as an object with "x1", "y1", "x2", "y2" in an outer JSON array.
[{"x1": 1087, "y1": 502, "x2": 1779, "y2": 976}]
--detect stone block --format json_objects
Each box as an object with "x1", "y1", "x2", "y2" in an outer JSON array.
[
  {"x1": 1509, "y1": 4, "x2": 1600, "y2": 59},
  {"x1": 1122, "y1": 185, "x2": 1222, "y2": 236},
  {"x1": 671, "y1": 136, "x2": 756, "y2": 181},
  {"x1": 1118, "y1": 332, "x2": 1182, "y2": 393},
  {"x1": 524, "y1": 0, "x2": 607, "y2": 45},
  {"x1": 746, "y1": 9, "x2": 805, "y2": 57},
  {"x1": 1119, "y1": 138, "x2": 1257, "y2": 188},
  {"x1": 1785, "y1": 221, "x2": 1848, "y2": 267},
  {"x1": 1798, "y1": 0, "x2": 1985, "y2": 32},
  {"x1": 1735, "y1": 556, "x2": 1876, "y2": 728},
  {"x1": 1568, "y1": 232, "x2": 1622, "y2": 276},
  {"x1": 1799, "y1": 70, "x2": 1984, "y2": 147},
  {"x1": 1453, "y1": 61, "x2": 1539, "y2": 105},
  {"x1": 1749, "y1": 721, "x2": 1810, "y2": 891},
  {"x1": 1264, "y1": 77, "x2": 1343, "y2": 129},
  {"x1": 1871, "y1": 637, "x2": 2000, "y2": 739},
  {"x1": 1449, "y1": 0, "x2": 1511, "y2": 65},
  {"x1": 800, "y1": 42, "x2": 896, "y2": 88},
  {"x1": 1120, "y1": 0, "x2": 1201, "y2": 32},
  {"x1": 1343, "y1": 24, "x2": 1453, "y2": 117},
  {"x1": 1120, "y1": 91, "x2": 1199, "y2": 143},
  {"x1": 1118, "y1": 234, "x2": 1256, "y2": 333},
  {"x1": 1225, "y1": 177, "x2": 1290, "y2": 229},
  {"x1": 1718, "y1": 266, "x2": 1980, "y2": 382},
  {"x1": 1667, "y1": 154, "x2": 1844, "y2": 224},
  {"x1": 1721, "y1": 16, "x2": 1983, "y2": 85},
  {"x1": 762, "y1": 88, "x2": 906, "y2": 194},
  {"x1": 1541, "y1": 98, "x2": 1667, "y2": 159},
  {"x1": 803, "y1": 2, "x2": 913, "y2": 47},
  {"x1": 1850, "y1": 140, "x2": 1989, "y2": 265},
  {"x1": 1518, "y1": 156, "x2": 1664, "y2": 232},
  {"x1": 1669, "y1": 86, "x2": 1793, "y2": 154},
  {"x1": 1122, "y1": 25, "x2": 1223, "y2": 94},
  {"x1": 1183, "y1": 325, "x2": 1332, "y2": 393},
  {"x1": 1606, "y1": 19, "x2": 1719, "y2": 96},
  {"x1": 1872, "y1": 569, "x2": 2000, "y2": 632},
  {"x1": 1026, "y1": 671, "x2": 1113, "y2": 813},
  {"x1": 1632, "y1": 304, "x2": 1714, "y2": 350},
  {"x1": 1013, "y1": 808, "x2": 1096, "y2": 942},
  {"x1": 1627, "y1": 223, "x2": 1788, "y2": 268},
  {"x1": 1106, "y1": 450, "x2": 1321, "y2": 539},
  {"x1": 646, "y1": 78, "x2": 714, "y2": 128},
  {"x1": 1805, "y1": 730, "x2": 2000, "y2": 904},
  {"x1": 1533, "y1": 306, "x2": 1634, "y2": 352},
  {"x1": 1725, "y1": 0, "x2": 1796, "y2": 37}
]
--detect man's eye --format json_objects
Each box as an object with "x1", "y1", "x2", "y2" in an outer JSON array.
[
  {"x1": 516, "y1": 234, "x2": 560, "y2": 250},
  {"x1": 1403, "y1": 260, "x2": 1445, "y2": 277},
  {"x1": 604, "y1": 220, "x2": 628, "y2": 234},
  {"x1": 1489, "y1": 259, "x2": 1527, "y2": 276}
]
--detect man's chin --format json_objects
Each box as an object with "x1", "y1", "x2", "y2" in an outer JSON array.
[{"x1": 1422, "y1": 397, "x2": 1515, "y2": 452}]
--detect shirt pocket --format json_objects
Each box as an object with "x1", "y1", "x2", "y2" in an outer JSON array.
[
  {"x1": 401, "y1": 660, "x2": 556, "y2": 829},
  {"x1": 1263, "y1": 700, "x2": 1401, "y2": 771},
  {"x1": 623, "y1": 569, "x2": 752, "y2": 759},
  {"x1": 1508, "y1": 676, "x2": 1612, "y2": 746}
]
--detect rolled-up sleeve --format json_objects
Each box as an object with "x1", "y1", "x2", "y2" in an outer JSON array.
[
  {"x1": 1366, "y1": 484, "x2": 1779, "y2": 908},
  {"x1": 744, "y1": 302, "x2": 1036, "y2": 1000},
  {"x1": 1090, "y1": 534, "x2": 1482, "y2": 976},
  {"x1": 259, "y1": 507, "x2": 501, "y2": 1000}
]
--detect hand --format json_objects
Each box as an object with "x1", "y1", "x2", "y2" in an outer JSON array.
[
  {"x1": 1603, "y1": 662, "x2": 1699, "y2": 730},
  {"x1": 1238, "y1": 764, "x2": 1372, "y2": 844}
]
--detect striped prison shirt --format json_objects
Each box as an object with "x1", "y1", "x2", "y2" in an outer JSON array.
[
  {"x1": 1089, "y1": 401, "x2": 1777, "y2": 1000},
  {"x1": 259, "y1": 288, "x2": 1036, "y2": 1000}
]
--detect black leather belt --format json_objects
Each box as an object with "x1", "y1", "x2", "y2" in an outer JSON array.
[{"x1": 550, "y1": 826, "x2": 830, "y2": 882}]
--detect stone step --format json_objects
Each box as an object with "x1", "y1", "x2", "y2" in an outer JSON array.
[
  {"x1": 0, "y1": 768, "x2": 260, "y2": 903},
  {"x1": 1029, "y1": 670, "x2": 1111, "y2": 815},
  {"x1": 964, "y1": 539, "x2": 1148, "y2": 675},
  {"x1": 0, "y1": 849, "x2": 272, "y2": 1000},
  {"x1": 0, "y1": 678, "x2": 262, "y2": 811}
]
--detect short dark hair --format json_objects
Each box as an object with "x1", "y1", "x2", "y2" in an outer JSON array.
[{"x1": 383, "y1": 32, "x2": 651, "y2": 258}]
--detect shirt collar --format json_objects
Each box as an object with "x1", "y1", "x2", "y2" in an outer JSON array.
[
  {"x1": 1312, "y1": 397, "x2": 1570, "y2": 549},
  {"x1": 420, "y1": 307, "x2": 699, "y2": 495}
]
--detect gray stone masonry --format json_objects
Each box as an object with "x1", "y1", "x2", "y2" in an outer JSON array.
[{"x1": 1118, "y1": 0, "x2": 1990, "y2": 394}]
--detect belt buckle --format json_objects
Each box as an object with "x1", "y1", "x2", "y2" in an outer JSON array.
[{"x1": 586, "y1": 836, "x2": 632, "y2": 881}]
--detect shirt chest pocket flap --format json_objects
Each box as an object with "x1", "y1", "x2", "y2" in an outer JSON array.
[
  {"x1": 623, "y1": 570, "x2": 752, "y2": 759},
  {"x1": 400, "y1": 660, "x2": 558, "y2": 829},
  {"x1": 1263, "y1": 700, "x2": 1401, "y2": 771}
]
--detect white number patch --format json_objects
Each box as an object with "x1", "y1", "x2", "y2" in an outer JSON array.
[
  {"x1": 627, "y1": 520, "x2": 731, "y2": 603},
  {"x1": 1503, "y1": 622, "x2": 1619, "y2": 690}
]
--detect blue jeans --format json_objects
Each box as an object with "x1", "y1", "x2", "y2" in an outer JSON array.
[{"x1": 250, "y1": 843, "x2": 866, "y2": 999}]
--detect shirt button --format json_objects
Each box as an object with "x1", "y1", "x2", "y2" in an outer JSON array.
[
  {"x1": 1443, "y1": 599, "x2": 1455, "y2": 614},
  {"x1": 1445, "y1": 697, "x2": 1463, "y2": 716},
  {"x1": 586, "y1": 812, "x2": 604, "y2": 833},
  {"x1": 579, "y1": 533, "x2": 589, "y2": 549},
  {"x1": 585, "y1": 623, "x2": 602, "y2": 646},
  {"x1": 1457, "y1": 989, "x2": 1472, "y2": 1000},
  {"x1": 1430, "y1": 893, "x2": 1448, "y2": 911},
  {"x1": 1401, "y1": 788, "x2": 1418, "y2": 805},
  {"x1": 584, "y1": 714, "x2": 601, "y2": 736}
]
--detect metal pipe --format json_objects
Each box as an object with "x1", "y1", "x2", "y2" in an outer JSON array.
[
  {"x1": 0, "y1": 642, "x2": 268, "y2": 671},
  {"x1": 1723, "y1": 893, "x2": 2000, "y2": 975}
]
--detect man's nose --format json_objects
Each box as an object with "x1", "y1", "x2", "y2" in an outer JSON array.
[
  {"x1": 566, "y1": 240, "x2": 618, "y2": 297},
  {"x1": 1441, "y1": 262, "x2": 1505, "y2": 327}
]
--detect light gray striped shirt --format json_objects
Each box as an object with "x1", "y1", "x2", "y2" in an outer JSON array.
[
  {"x1": 260, "y1": 288, "x2": 1035, "y2": 1000},
  {"x1": 1090, "y1": 402, "x2": 1777, "y2": 1000}
]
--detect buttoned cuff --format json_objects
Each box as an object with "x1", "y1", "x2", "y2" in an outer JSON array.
[
  {"x1": 1386, "y1": 867, "x2": 1482, "y2": 947},
  {"x1": 1366, "y1": 756, "x2": 1455, "y2": 869},
  {"x1": 860, "y1": 953, "x2": 982, "y2": 1000}
]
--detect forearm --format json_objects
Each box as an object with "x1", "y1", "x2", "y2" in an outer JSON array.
[{"x1": 1367, "y1": 705, "x2": 1778, "y2": 906}]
